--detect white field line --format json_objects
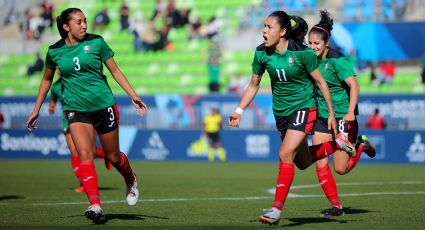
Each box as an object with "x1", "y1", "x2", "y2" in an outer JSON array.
[
  {"x1": 268, "y1": 181, "x2": 425, "y2": 194},
  {"x1": 23, "y1": 181, "x2": 425, "y2": 206}
]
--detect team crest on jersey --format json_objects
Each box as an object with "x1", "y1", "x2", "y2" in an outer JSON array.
[
  {"x1": 288, "y1": 57, "x2": 294, "y2": 65},
  {"x1": 84, "y1": 45, "x2": 90, "y2": 53},
  {"x1": 325, "y1": 63, "x2": 329, "y2": 70}
]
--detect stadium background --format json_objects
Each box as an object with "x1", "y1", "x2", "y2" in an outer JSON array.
[
  {"x1": 0, "y1": 0, "x2": 424, "y2": 163},
  {"x1": 1, "y1": 1, "x2": 425, "y2": 229}
]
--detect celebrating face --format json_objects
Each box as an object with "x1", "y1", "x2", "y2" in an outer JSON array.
[
  {"x1": 308, "y1": 32, "x2": 328, "y2": 58},
  {"x1": 262, "y1": 16, "x2": 286, "y2": 48}
]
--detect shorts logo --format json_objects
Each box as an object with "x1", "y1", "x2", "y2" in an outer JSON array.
[
  {"x1": 325, "y1": 63, "x2": 329, "y2": 70},
  {"x1": 84, "y1": 45, "x2": 90, "y2": 53},
  {"x1": 68, "y1": 112, "x2": 75, "y2": 119}
]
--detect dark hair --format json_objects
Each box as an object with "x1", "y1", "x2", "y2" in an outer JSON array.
[
  {"x1": 310, "y1": 10, "x2": 333, "y2": 43},
  {"x1": 268, "y1": 11, "x2": 291, "y2": 39},
  {"x1": 268, "y1": 11, "x2": 308, "y2": 43},
  {"x1": 56, "y1": 8, "x2": 83, "y2": 38},
  {"x1": 289, "y1": 15, "x2": 308, "y2": 44}
]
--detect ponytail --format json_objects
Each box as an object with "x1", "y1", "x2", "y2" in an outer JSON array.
[
  {"x1": 56, "y1": 8, "x2": 83, "y2": 39},
  {"x1": 289, "y1": 15, "x2": 308, "y2": 44},
  {"x1": 310, "y1": 10, "x2": 333, "y2": 42}
]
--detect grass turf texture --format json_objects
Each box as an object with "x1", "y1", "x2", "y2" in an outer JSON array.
[{"x1": 0, "y1": 160, "x2": 424, "y2": 229}]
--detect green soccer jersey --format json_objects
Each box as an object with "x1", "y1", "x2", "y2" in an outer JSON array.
[
  {"x1": 50, "y1": 78, "x2": 68, "y2": 129},
  {"x1": 45, "y1": 33, "x2": 115, "y2": 112},
  {"x1": 316, "y1": 49, "x2": 358, "y2": 118},
  {"x1": 252, "y1": 44, "x2": 318, "y2": 117}
]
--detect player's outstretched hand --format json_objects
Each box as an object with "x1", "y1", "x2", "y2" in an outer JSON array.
[
  {"x1": 132, "y1": 97, "x2": 148, "y2": 116},
  {"x1": 228, "y1": 113, "x2": 241, "y2": 128},
  {"x1": 26, "y1": 111, "x2": 39, "y2": 131}
]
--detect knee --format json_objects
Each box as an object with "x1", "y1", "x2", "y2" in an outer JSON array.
[
  {"x1": 106, "y1": 151, "x2": 122, "y2": 164},
  {"x1": 334, "y1": 165, "x2": 348, "y2": 175},
  {"x1": 279, "y1": 150, "x2": 295, "y2": 164}
]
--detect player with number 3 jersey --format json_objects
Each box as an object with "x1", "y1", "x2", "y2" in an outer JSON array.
[{"x1": 26, "y1": 8, "x2": 148, "y2": 224}]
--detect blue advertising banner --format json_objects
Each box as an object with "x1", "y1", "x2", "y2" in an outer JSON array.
[
  {"x1": 1, "y1": 128, "x2": 424, "y2": 164},
  {"x1": 335, "y1": 22, "x2": 425, "y2": 61},
  {"x1": 1, "y1": 94, "x2": 424, "y2": 129}
]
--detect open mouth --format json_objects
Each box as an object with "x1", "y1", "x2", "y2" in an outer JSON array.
[{"x1": 263, "y1": 35, "x2": 268, "y2": 43}]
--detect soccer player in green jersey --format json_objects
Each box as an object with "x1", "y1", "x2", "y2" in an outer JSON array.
[
  {"x1": 308, "y1": 10, "x2": 376, "y2": 219},
  {"x1": 48, "y1": 71, "x2": 112, "y2": 193},
  {"x1": 26, "y1": 8, "x2": 148, "y2": 224},
  {"x1": 228, "y1": 11, "x2": 356, "y2": 226}
]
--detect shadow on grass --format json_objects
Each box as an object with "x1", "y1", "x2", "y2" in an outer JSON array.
[
  {"x1": 104, "y1": 213, "x2": 169, "y2": 222},
  {"x1": 248, "y1": 206, "x2": 371, "y2": 227},
  {"x1": 0, "y1": 195, "x2": 24, "y2": 201},
  {"x1": 66, "y1": 213, "x2": 169, "y2": 225},
  {"x1": 343, "y1": 206, "x2": 372, "y2": 215},
  {"x1": 282, "y1": 217, "x2": 350, "y2": 227}
]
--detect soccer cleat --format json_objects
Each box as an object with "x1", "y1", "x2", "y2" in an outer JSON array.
[
  {"x1": 357, "y1": 135, "x2": 376, "y2": 158},
  {"x1": 259, "y1": 208, "x2": 281, "y2": 225},
  {"x1": 321, "y1": 206, "x2": 344, "y2": 219},
  {"x1": 85, "y1": 204, "x2": 105, "y2": 224},
  {"x1": 126, "y1": 173, "x2": 139, "y2": 206},
  {"x1": 74, "y1": 185, "x2": 84, "y2": 193},
  {"x1": 335, "y1": 132, "x2": 356, "y2": 157}
]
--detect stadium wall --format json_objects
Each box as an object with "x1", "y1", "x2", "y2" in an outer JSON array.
[
  {"x1": 1, "y1": 95, "x2": 424, "y2": 163},
  {"x1": 1, "y1": 94, "x2": 425, "y2": 130},
  {"x1": 0, "y1": 128, "x2": 424, "y2": 164}
]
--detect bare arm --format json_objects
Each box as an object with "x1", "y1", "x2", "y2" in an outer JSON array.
[
  {"x1": 342, "y1": 76, "x2": 359, "y2": 122},
  {"x1": 105, "y1": 57, "x2": 148, "y2": 116},
  {"x1": 48, "y1": 99, "x2": 57, "y2": 115},
  {"x1": 26, "y1": 68, "x2": 56, "y2": 130},
  {"x1": 228, "y1": 73, "x2": 262, "y2": 127},
  {"x1": 310, "y1": 69, "x2": 337, "y2": 135}
]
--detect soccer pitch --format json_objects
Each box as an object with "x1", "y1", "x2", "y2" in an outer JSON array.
[{"x1": 0, "y1": 160, "x2": 424, "y2": 229}]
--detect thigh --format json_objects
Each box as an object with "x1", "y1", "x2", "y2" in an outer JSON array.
[
  {"x1": 293, "y1": 137, "x2": 313, "y2": 169},
  {"x1": 65, "y1": 132, "x2": 77, "y2": 155},
  {"x1": 279, "y1": 129, "x2": 308, "y2": 163},
  {"x1": 98, "y1": 128, "x2": 120, "y2": 156},
  {"x1": 68, "y1": 122, "x2": 96, "y2": 162}
]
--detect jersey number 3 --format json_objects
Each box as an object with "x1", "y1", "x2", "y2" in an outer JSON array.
[
  {"x1": 276, "y1": 69, "x2": 287, "y2": 81},
  {"x1": 73, "y1": 57, "x2": 81, "y2": 71}
]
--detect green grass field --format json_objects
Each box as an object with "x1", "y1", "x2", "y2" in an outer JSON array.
[{"x1": 0, "y1": 160, "x2": 425, "y2": 229}]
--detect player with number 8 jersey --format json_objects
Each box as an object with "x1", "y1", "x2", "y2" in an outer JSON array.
[
  {"x1": 308, "y1": 10, "x2": 376, "y2": 219},
  {"x1": 26, "y1": 8, "x2": 148, "y2": 224}
]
